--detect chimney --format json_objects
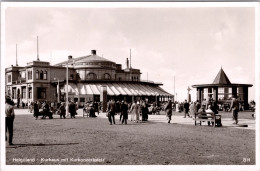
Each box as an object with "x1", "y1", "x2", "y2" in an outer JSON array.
[
  {"x1": 91, "y1": 50, "x2": 96, "y2": 55},
  {"x1": 68, "y1": 55, "x2": 72, "y2": 60},
  {"x1": 126, "y1": 58, "x2": 129, "y2": 69}
]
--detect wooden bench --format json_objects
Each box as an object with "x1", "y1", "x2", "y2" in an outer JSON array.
[{"x1": 194, "y1": 112, "x2": 222, "y2": 127}]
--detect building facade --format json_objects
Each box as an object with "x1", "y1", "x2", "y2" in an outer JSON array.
[{"x1": 5, "y1": 50, "x2": 173, "y2": 106}]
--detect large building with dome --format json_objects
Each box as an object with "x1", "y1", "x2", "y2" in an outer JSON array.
[{"x1": 5, "y1": 50, "x2": 173, "y2": 106}]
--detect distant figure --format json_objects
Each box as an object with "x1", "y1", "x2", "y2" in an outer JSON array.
[
  {"x1": 89, "y1": 103, "x2": 97, "y2": 118},
  {"x1": 129, "y1": 100, "x2": 140, "y2": 123},
  {"x1": 202, "y1": 99, "x2": 207, "y2": 109},
  {"x1": 183, "y1": 100, "x2": 190, "y2": 118},
  {"x1": 196, "y1": 100, "x2": 201, "y2": 112},
  {"x1": 189, "y1": 101, "x2": 196, "y2": 118},
  {"x1": 69, "y1": 101, "x2": 76, "y2": 118},
  {"x1": 230, "y1": 96, "x2": 239, "y2": 124},
  {"x1": 121, "y1": 100, "x2": 128, "y2": 124},
  {"x1": 141, "y1": 100, "x2": 149, "y2": 121},
  {"x1": 58, "y1": 102, "x2": 66, "y2": 119},
  {"x1": 33, "y1": 101, "x2": 39, "y2": 119},
  {"x1": 22, "y1": 101, "x2": 25, "y2": 109},
  {"x1": 165, "y1": 99, "x2": 173, "y2": 123},
  {"x1": 93, "y1": 101, "x2": 99, "y2": 115},
  {"x1": 107, "y1": 99, "x2": 116, "y2": 125},
  {"x1": 5, "y1": 96, "x2": 15, "y2": 146}
]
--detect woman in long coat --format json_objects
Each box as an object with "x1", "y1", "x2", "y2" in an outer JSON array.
[
  {"x1": 129, "y1": 101, "x2": 140, "y2": 123},
  {"x1": 189, "y1": 101, "x2": 197, "y2": 118}
]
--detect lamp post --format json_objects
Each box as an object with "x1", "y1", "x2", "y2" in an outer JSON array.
[
  {"x1": 54, "y1": 77, "x2": 60, "y2": 103},
  {"x1": 187, "y1": 86, "x2": 191, "y2": 102}
]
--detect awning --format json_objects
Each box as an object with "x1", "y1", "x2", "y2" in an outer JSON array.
[
  {"x1": 123, "y1": 83, "x2": 139, "y2": 96},
  {"x1": 61, "y1": 83, "x2": 172, "y2": 97},
  {"x1": 107, "y1": 83, "x2": 121, "y2": 96}
]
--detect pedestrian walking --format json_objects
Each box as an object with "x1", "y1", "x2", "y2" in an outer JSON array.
[
  {"x1": 33, "y1": 101, "x2": 39, "y2": 119},
  {"x1": 183, "y1": 100, "x2": 190, "y2": 118},
  {"x1": 229, "y1": 95, "x2": 239, "y2": 124},
  {"x1": 107, "y1": 99, "x2": 116, "y2": 125},
  {"x1": 5, "y1": 96, "x2": 15, "y2": 146},
  {"x1": 121, "y1": 100, "x2": 128, "y2": 124},
  {"x1": 129, "y1": 100, "x2": 140, "y2": 123},
  {"x1": 58, "y1": 102, "x2": 66, "y2": 119},
  {"x1": 189, "y1": 101, "x2": 197, "y2": 118},
  {"x1": 69, "y1": 101, "x2": 76, "y2": 118},
  {"x1": 165, "y1": 99, "x2": 173, "y2": 123}
]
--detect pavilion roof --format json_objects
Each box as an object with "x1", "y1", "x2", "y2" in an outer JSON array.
[{"x1": 212, "y1": 67, "x2": 231, "y2": 85}]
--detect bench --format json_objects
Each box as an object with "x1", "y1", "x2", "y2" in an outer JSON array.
[{"x1": 194, "y1": 112, "x2": 222, "y2": 127}]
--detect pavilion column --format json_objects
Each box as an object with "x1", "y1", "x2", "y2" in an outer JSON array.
[
  {"x1": 197, "y1": 88, "x2": 202, "y2": 103},
  {"x1": 224, "y1": 87, "x2": 229, "y2": 99},
  {"x1": 200, "y1": 88, "x2": 204, "y2": 103},
  {"x1": 232, "y1": 86, "x2": 237, "y2": 98},
  {"x1": 243, "y1": 87, "x2": 249, "y2": 110},
  {"x1": 213, "y1": 87, "x2": 218, "y2": 103}
]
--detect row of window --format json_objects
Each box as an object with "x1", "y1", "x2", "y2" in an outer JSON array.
[
  {"x1": 36, "y1": 70, "x2": 47, "y2": 80},
  {"x1": 9, "y1": 87, "x2": 32, "y2": 99},
  {"x1": 78, "y1": 72, "x2": 111, "y2": 80},
  {"x1": 203, "y1": 87, "x2": 244, "y2": 94}
]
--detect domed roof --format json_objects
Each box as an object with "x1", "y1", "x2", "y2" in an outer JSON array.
[
  {"x1": 55, "y1": 50, "x2": 115, "y2": 66},
  {"x1": 76, "y1": 54, "x2": 114, "y2": 63}
]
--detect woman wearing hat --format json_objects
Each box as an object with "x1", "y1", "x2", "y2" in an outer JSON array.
[{"x1": 5, "y1": 96, "x2": 15, "y2": 145}]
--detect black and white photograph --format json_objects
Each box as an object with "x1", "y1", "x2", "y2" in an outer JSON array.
[{"x1": 1, "y1": 2, "x2": 259, "y2": 171}]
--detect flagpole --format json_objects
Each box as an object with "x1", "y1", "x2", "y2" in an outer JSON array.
[
  {"x1": 66, "y1": 61, "x2": 69, "y2": 116},
  {"x1": 57, "y1": 79, "x2": 60, "y2": 103}
]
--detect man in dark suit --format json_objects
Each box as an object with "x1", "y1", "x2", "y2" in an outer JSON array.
[
  {"x1": 183, "y1": 100, "x2": 190, "y2": 118},
  {"x1": 107, "y1": 99, "x2": 116, "y2": 125},
  {"x1": 165, "y1": 99, "x2": 173, "y2": 123},
  {"x1": 230, "y1": 95, "x2": 239, "y2": 124}
]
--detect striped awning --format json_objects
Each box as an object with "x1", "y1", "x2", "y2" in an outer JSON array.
[{"x1": 62, "y1": 83, "x2": 172, "y2": 96}]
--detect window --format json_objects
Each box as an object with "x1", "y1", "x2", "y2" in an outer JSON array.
[
  {"x1": 8, "y1": 75, "x2": 11, "y2": 83},
  {"x1": 87, "y1": 73, "x2": 97, "y2": 80},
  {"x1": 22, "y1": 87, "x2": 26, "y2": 99},
  {"x1": 28, "y1": 87, "x2": 32, "y2": 99},
  {"x1": 36, "y1": 70, "x2": 39, "y2": 80},
  {"x1": 40, "y1": 70, "x2": 44, "y2": 80},
  {"x1": 218, "y1": 87, "x2": 232, "y2": 100},
  {"x1": 7, "y1": 88, "x2": 11, "y2": 95},
  {"x1": 80, "y1": 98, "x2": 85, "y2": 102},
  {"x1": 28, "y1": 70, "x2": 32, "y2": 80},
  {"x1": 12, "y1": 88, "x2": 16, "y2": 99},
  {"x1": 104, "y1": 73, "x2": 111, "y2": 80},
  {"x1": 21, "y1": 71, "x2": 26, "y2": 79},
  {"x1": 43, "y1": 71, "x2": 47, "y2": 80},
  {"x1": 37, "y1": 87, "x2": 46, "y2": 99}
]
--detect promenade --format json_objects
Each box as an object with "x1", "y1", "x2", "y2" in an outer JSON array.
[{"x1": 14, "y1": 108, "x2": 256, "y2": 130}]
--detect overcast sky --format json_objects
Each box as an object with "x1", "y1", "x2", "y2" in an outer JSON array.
[{"x1": 3, "y1": 3, "x2": 257, "y2": 101}]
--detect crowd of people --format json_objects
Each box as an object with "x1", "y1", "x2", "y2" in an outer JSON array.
[
  {"x1": 5, "y1": 94, "x2": 255, "y2": 146},
  {"x1": 106, "y1": 99, "x2": 150, "y2": 125}
]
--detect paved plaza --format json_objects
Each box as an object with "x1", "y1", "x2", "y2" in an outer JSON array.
[{"x1": 5, "y1": 108, "x2": 256, "y2": 165}]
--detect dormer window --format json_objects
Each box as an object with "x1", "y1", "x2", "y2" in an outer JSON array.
[
  {"x1": 36, "y1": 70, "x2": 39, "y2": 80},
  {"x1": 86, "y1": 73, "x2": 97, "y2": 80},
  {"x1": 40, "y1": 70, "x2": 44, "y2": 80},
  {"x1": 104, "y1": 73, "x2": 111, "y2": 80},
  {"x1": 43, "y1": 70, "x2": 47, "y2": 80}
]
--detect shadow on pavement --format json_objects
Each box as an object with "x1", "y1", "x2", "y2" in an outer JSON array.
[{"x1": 6, "y1": 142, "x2": 79, "y2": 148}]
